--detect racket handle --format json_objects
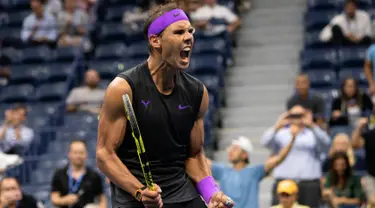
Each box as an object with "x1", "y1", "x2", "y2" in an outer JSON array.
[{"x1": 148, "y1": 183, "x2": 156, "y2": 191}]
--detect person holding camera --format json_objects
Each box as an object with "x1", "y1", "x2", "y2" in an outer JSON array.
[{"x1": 261, "y1": 105, "x2": 331, "y2": 208}]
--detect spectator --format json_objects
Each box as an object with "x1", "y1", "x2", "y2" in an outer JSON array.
[
  {"x1": 50, "y1": 140, "x2": 106, "y2": 208},
  {"x1": 57, "y1": 0, "x2": 89, "y2": 47},
  {"x1": 0, "y1": 104, "x2": 34, "y2": 155},
  {"x1": 329, "y1": 78, "x2": 373, "y2": 128},
  {"x1": 0, "y1": 177, "x2": 41, "y2": 208},
  {"x1": 286, "y1": 74, "x2": 326, "y2": 126},
  {"x1": 319, "y1": 0, "x2": 372, "y2": 46},
  {"x1": 21, "y1": 0, "x2": 58, "y2": 48},
  {"x1": 0, "y1": 54, "x2": 11, "y2": 87},
  {"x1": 352, "y1": 118, "x2": 375, "y2": 208},
  {"x1": 322, "y1": 133, "x2": 356, "y2": 173},
  {"x1": 271, "y1": 180, "x2": 310, "y2": 208},
  {"x1": 45, "y1": 0, "x2": 62, "y2": 17},
  {"x1": 261, "y1": 105, "x2": 331, "y2": 208},
  {"x1": 190, "y1": 0, "x2": 240, "y2": 34},
  {"x1": 207, "y1": 133, "x2": 296, "y2": 208},
  {"x1": 66, "y1": 69, "x2": 105, "y2": 114},
  {"x1": 364, "y1": 43, "x2": 375, "y2": 101},
  {"x1": 322, "y1": 152, "x2": 362, "y2": 208}
]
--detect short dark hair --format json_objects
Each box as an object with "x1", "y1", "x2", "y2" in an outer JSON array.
[
  {"x1": 12, "y1": 103, "x2": 28, "y2": 116},
  {"x1": 31, "y1": 0, "x2": 47, "y2": 5},
  {"x1": 143, "y1": 1, "x2": 185, "y2": 53},
  {"x1": 69, "y1": 139, "x2": 87, "y2": 151},
  {"x1": 345, "y1": 0, "x2": 357, "y2": 6}
]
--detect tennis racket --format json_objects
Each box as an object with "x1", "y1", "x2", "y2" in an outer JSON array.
[{"x1": 122, "y1": 94, "x2": 155, "y2": 191}]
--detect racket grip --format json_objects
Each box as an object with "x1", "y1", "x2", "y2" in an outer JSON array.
[{"x1": 148, "y1": 183, "x2": 156, "y2": 191}]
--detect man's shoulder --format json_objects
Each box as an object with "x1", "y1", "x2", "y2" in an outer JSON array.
[
  {"x1": 357, "y1": 10, "x2": 370, "y2": 19},
  {"x1": 23, "y1": 13, "x2": 35, "y2": 23},
  {"x1": 367, "y1": 44, "x2": 375, "y2": 55}
]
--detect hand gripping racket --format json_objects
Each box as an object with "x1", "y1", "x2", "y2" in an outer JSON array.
[{"x1": 122, "y1": 94, "x2": 155, "y2": 191}]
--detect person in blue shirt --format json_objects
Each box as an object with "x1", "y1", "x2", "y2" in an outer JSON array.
[
  {"x1": 207, "y1": 115, "x2": 299, "y2": 208},
  {"x1": 364, "y1": 44, "x2": 375, "y2": 100}
]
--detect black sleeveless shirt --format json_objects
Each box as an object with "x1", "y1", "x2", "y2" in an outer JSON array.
[{"x1": 111, "y1": 61, "x2": 204, "y2": 206}]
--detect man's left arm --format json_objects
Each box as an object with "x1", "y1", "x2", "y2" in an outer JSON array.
[
  {"x1": 309, "y1": 125, "x2": 331, "y2": 154},
  {"x1": 185, "y1": 86, "x2": 234, "y2": 208}
]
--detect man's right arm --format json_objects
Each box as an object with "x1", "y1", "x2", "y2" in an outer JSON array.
[
  {"x1": 364, "y1": 49, "x2": 375, "y2": 95},
  {"x1": 96, "y1": 77, "x2": 144, "y2": 196}
]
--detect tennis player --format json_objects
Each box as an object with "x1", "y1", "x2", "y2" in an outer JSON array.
[
  {"x1": 207, "y1": 112, "x2": 300, "y2": 208},
  {"x1": 96, "y1": 1, "x2": 234, "y2": 208}
]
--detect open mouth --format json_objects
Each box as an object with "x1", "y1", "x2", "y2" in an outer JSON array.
[{"x1": 180, "y1": 47, "x2": 191, "y2": 63}]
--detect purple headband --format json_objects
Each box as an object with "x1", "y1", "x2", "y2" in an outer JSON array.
[{"x1": 147, "y1": 9, "x2": 189, "y2": 38}]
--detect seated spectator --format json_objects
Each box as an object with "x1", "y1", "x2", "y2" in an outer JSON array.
[
  {"x1": 206, "y1": 133, "x2": 296, "y2": 208},
  {"x1": 364, "y1": 44, "x2": 375, "y2": 102},
  {"x1": 322, "y1": 133, "x2": 356, "y2": 174},
  {"x1": 190, "y1": 0, "x2": 240, "y2": 34},
  {"x1": 0, "y1": 54, "x2": 11, "y2": 87},
  {"x1": 352, "y1": 118, "x2": 375, "y2": 208},
  {"x1": 261, "y1": 105, "x2": 331, "y2": 208},
  {"x1": 322, "y1": 152, "x2": 362, "y2": 208},
  {"x1": 57, "y1": 0, "x2": 89, "y2": 47},
  {"x1": 50, "y1": 140, "x2": 106, "y2": 208},
  {"x1": 329, "y1": 78, "x2": 373, "y2": 128},
  {"x1": 286, "y1": 74, "x2": 326, "y2": 126},
  {"x1": 271, "y1": 180, "x2": 310, "y2": 208},
  {"x1": 66, "y1": 69, "x2": 105, "y2": 114},
  {"x1": 123, "y1": 1, "x2": 155, "y2": 30},
  {"x1": 45, "y1": 0, "x2": 62, "y2": 17},
  {"x1": 0, "y1": 177, "x2": 41, "y2": 208},
  {"x1": 320, "y1": 0, "x2": 372, "y2": 46},
  {"x1": 0, "y1": 104, "x2": 34, "y2": 155},
  {"x1": 21, "y1": 0, "x2": 58, "y2": 48},
  {"x1": 76, "y1": 0, "x2": 95, "y2": 14}
]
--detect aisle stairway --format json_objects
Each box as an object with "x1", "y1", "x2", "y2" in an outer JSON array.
[{"x1": 213, "y1": 0, "x2": 305, "y2": 207}]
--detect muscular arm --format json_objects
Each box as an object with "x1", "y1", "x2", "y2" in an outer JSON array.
[
  {"x1": 96, "y1": 77, "x2": 143, "y2": 196},
  {"x1": 364, "y1": 60, "x2": 374, "y2": 86},
  {"x1": 185, "y1": 86, "x2": 211, "y2": 183}
]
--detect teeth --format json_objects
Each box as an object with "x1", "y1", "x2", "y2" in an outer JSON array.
[{"x1": 183, "y1": 48, "x2": 190, "y2": 51}]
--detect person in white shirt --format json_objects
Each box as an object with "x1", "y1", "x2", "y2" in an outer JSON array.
[
  {"x1": 190, "y1": 0, "x2": 240, "y2": 34},
  {"x1": 319, "y1": 0, "x2": 372, "y2": 46}
]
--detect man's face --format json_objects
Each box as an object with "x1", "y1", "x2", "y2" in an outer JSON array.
[
  {"x1": 345, "y1": 2, "x2": 356, "y2": 18},
  {"x1": 0, "y1": 178, "x2": 22, "y2": 205},
  {"x1": 288, "y1": 106, "x2": 306, "y2": 126},
  {"x1": 278, "y1": 192, "x2": 297, "y2": 208},
  {"x1": 156, "y1": 20, "x2": 194, "y2": 70},
  {"x1": 295, "y1": 75, "x2": 310, "y2": 96},
  {"x1": 65, "y1": 0, "x2": 75, "y2": 9},
  {"x1": 227, "y1": 145, "x2": 247, "y2": 163},
  {"x1": 11, "y1": 108, "x2": 26, "y2": 126},
  {"x1": 204, "y1": 0, "x2": 216, "y2": 6},
  {"x1": 68, "y1": 142, "x2": 87, "y2": 167},
  {"x1": 31, "y1": 0, "x2": 42, "y2": 13},
  {"x1": 85, "y1": 70, "x2": 100, "y2": 88}
]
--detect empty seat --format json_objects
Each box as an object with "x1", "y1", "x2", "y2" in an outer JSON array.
[
  {"x1": 338, "y1": 67, "x2": 367, "y2": 85},
  {"x1": 301, "y1": 49, "x2": 336, "y2": 69},
  {"x1": 311, "y1": 88, "x2": 338, "y2": 101},
  {"x1": 307, "y1": 0, "x2": 337, "y2": 11},
  {"x1": 304, "y1": 31, "x2": 327, "y2": 49},
  {"x1": 21, "y1": 46, "x2": 52, "y2": 63},
  {"x1": 38, "y1": 158, "x2": 67, "y2": 170},
  {"x1": 55, "y1": 46, "x2": 80, "y2": 62},
  {"x1": 105, "y1": 5, "x2": 135, "y2": 21},
  {"x1": 47, "y1": 140, "x2": 70, "y2": 154},
  {"x1": 100, "y1": 23, "x2": 127, "y2": 42},
  {"x1": 190, "y1": 55, "x2": 225, "y2": 76},
  {"x1": 307, "y1": 69, "x2": 336, "y2": 88},
  {"x1": 10, "y1": 64, "x2": 41, "y2": 84},
  {"x1": 304, "y1": 10, "x2": 336, "y2": 32},
  {"x1": 338, "y1": 47, "x2": 367, "y2": 67},
  {"x1": 31, "y1": 168, "x2": 55, "y2": 184},
  {"x1": 7, "y1": 10, "x2": 29, "y2": 27},
  {"x1": 0, "y1": 84, "x2": 35, "y2": 103},
  {"x1": 26, "y1": 116, "x2": 50, "y2": 129},
  {"x1": 90, "y1": 60, "x2": 128, "y2": 79},
  {"x1": 8, "y1": 0, "x2": 30, "y2": 10},
  {"x1": 126, "y1": 41, "x2": 148, "y2": 59},
  {"x1": 41, "y1": 63, "x2": 75, "y2": 82},
  {"x1": 194, "y1": 38, "x2": 226, "y2": 55},
  {"x1": 195, "y1": 75, "x2": 221, "y2": 108},
  {"x1": 55, "y1": 128, "x2": 89, "y2": 140},
  {"x1": 64, "y1": 112, "x2": 98, "y2": 130},
  {"x1": 95, "y1": 43, "x2": 126, "y2": 60},
  {"x1": 27, "y1": 102, "x2": 61, "y2": 117},
  {"x1": 35, "y1": 82, "x2": 68, "y2": 101}
]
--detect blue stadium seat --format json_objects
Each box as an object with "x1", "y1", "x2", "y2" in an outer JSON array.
[
  {"x1": 55, "y1": 46, "x2": 80, "y2": 62},
  {"x1": 55, "y1": 128, "x2": 89, "y2": 140},
  {"x1": 8, "y1": 0, "x2": 30, "y2": 10},
  {"x1": 304, "y1": 31, "x2": 327, "y2": 49},
  {"x1": 26, "y1": 116, "x2": 50, "y2": 129},
  {"x1": 338, "y1": 67, "x2": 368, "y2": 85},
  {"x1": 21, "y1": 46, "x2": 52, "y2": 63},
  {"x1": 27, "y1": 102, "x2": 61, "y2": 118},
  {"x1": 47, "y1": 140, "x2": 70, "y2": 155},
  {"x1": 195, "y1": 75, "x2": 221, "y2": 108},
  {"x1": 99, "y1": 79, "x2": 111, "y2": 89},
  {"x1": 35, "y1": 82, "x2": 68, "y2": 101},
  {"x1": 38, "y1": 159, "x2": 67, "y2": 170},
  {"x1": 329, "y1": 126, "x2": 353, "y2": 137},
  {"x1": 95, "y1": 43, "x2": 127, "y2": 60},
  {"x1": 311, "y1": 88, "x2": 338, "y2": 101},
  {"x1": 354, "y1": 147, "x2": 366, "y2": 173},
  {"x1": 217, "y1": 0, "x2": 236, "y2": 12},
  {"x1": 304, "y1": 10, "x2": 336, "y2": 32},
  {"x1": 0, "y1": 28, "x2": 22, "y2": 48},
  {"x1": 338, "y1": 47, "x2": 367, "y2": 67},
  {"x1": 31, "y1": 168, "x2": 55, "y2": 184},
  {"x1": 190, "y1": 55, "x2": 225, "y2": 76},
  {"x1": 0, "y1": 84, "x2": 35, "y2": 103},
  {"x1": 307, "y1": 69, "x2": 336, "y2": 88},
  {"x1": 64, "y1": 112, "x2": 98, "y2": 130},
  {"x1": 10, "y1": 64, "x2": 41, "y2": 84},
  {"x1": 307, "y1": 0, "x2": 337, "y2": 11},
  {"x1": 44, "y1": 63, "x2": 75, "y2": 82},
  {"x1": 90, "y1": 60, "x2": 128, "y2": 79},
  {"x1": 100, "y1": 23, "x2": 127, "y2": 42},
  {"x1": 7, "y1": 10, "x2": 29, "y2": 27},
  {"x1": 105, "y1": 5, "x2": 135, "y2": 21},
  {"x1": 194, "y1": 38, "x2": 226, "y2": 56},
  {"x1": 126, "y1": 41, "x2": 148, "y2": 59},
  {"x1": 301, "y1": 49, "x2": 337, "y2": 70}
]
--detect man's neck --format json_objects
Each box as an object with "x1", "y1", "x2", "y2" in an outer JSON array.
[
  {"x1": 148, "y1": 55, "x2": 176, "y2": 95},
  {"x1": 71, "y1": 164, "x2": 85, "y2": 173},
  {"x1": 298, "y1": 92, "x2": 308, "y2": 99},
  {"x1": 232, "y1": 161, "x2": 247, "y2": 170},
  {"x1": 35, "y1": 10, "x2": 44, "y2": 19}
]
